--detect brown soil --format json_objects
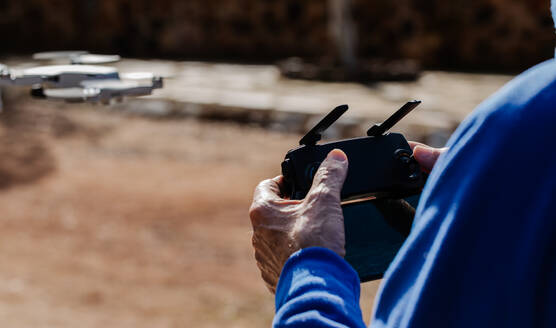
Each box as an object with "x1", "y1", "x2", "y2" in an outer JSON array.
[{"x1": 0, "y1": 101, "x2": 381, "y2": 327}]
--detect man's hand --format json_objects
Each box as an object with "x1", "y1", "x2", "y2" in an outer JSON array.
[
  {"x1": 249, "y1": 143, "x2": 446, "y2": 293},
  {"x1": 249, "y1": 149, "x2": 349, "y2": 293},
  {"x1": 408, "y1": 141, "x2": 448, "y2": 173}
]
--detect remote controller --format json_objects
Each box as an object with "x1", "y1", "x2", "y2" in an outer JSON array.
[
  {"x1": 281, "y1": 101, "x2": 426, "y2": 282},
  {"x1": 281, "y1": 101, "x2": 426, "y2": 202}
]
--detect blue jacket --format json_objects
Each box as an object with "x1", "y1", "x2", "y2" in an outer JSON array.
[{"x1": 274, "y1": 10, "x2": 556, "y2": 328}]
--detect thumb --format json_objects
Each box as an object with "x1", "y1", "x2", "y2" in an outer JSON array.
[
  {"x1": 306, "y1": 149, "x2": 349, "y2": 203},
  {"x1": 413, "y1": 145, "x2": 447, "y2": 172}
]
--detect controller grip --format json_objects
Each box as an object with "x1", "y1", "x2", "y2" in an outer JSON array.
[
  {"x1": 280, "y1": 176, "x2": 293, "y2": 199},
  {"x1": 372, "y1": 199, "x2": 415, "y2": 237}
]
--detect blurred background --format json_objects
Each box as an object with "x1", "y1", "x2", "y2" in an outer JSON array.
[{"x1": 0, "y1": 0, "x2": 554, "y2": 327}]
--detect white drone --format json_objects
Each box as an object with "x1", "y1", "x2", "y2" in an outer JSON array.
[{"x1": 0, "y1": 51, "x2": 163, "y2": 110}]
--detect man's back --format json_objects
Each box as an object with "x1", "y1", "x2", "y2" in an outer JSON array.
[{"x1": 372, "y1": 58, "x2": 556, "y2": 327}]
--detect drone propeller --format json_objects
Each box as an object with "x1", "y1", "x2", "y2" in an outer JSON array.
[
  {"x1": 82, "y1": 76, "x2": 162, "y2": 90},
  {"x1": 36, "y1": 76, "x2": 163, "y2": 103},
  {"x1": 23, "y1": 65, "x2": 118, "y2": 77},
  {"x1": 23, "y1": 65, "x2": 119, "y2": 87},
  {"x1": 81, "y1": 79, "x2": 141, "y2": 90},
  {"x1": 33, "y1": 51, "x2": 121, "y2": 65},
  {"x1": 1, "y1": 64, "x2": 119, "y2": 87},
  {"x1": 42, "y1": 87, "x2": 101, "y2": 102},
  {"x1": 71, "y1": 54, "x2": 121, "y2": 65},
  {"x1": 33, "y1": 51, "x2": 89, "y2": 61},
  {"x1": 82, "y1": 78, "x2": 162, "y2": 99},
  {"x1": 120, "y1": 72, "x2": 155, "y2": 80}
]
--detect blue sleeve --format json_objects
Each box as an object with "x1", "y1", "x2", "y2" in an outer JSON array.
[
  {"x1": 371, "y1": 60, "x2": 556, "y2": 328},
  {"x1": 273, "y1": 247, "x2": 367, "y2": 328}
]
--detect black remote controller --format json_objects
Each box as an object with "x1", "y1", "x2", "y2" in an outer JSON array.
[
  {"x1": 281, "y1": 101, "x2": 425, "y2": 202},
  {"x1": 281, "y1": 101, "x2": 426, "y2": 282}
]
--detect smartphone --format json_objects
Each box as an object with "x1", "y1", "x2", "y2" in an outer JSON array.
[{"x1": 343, "y1": 194, "x2": 420, "y2": 282}]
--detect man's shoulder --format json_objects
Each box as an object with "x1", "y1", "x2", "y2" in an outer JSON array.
[
  {"x1": 474, "y1": 59, "x2": 556, "y2": 124},
  {"x1": 442, "y1": 59, "x2": 556, "y2": 152},
  {"x1": 419, "y1": 58, "x2": 556, "y2": 216}
]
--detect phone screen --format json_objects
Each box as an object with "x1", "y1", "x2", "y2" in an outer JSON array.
[{"x1": 343, "y1": 195, "x2": 420, "y2": 282}]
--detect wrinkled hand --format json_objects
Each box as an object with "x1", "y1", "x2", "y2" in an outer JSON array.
[
  {"x1": 249, "y1": 149, "x2": 349, "y2": 293},
  {"x1": 249, "y1": 143, "x2": 446, "y2": 293},
  {"x1": 408, "y1": 141, "x2": 448, "y2": 173}
]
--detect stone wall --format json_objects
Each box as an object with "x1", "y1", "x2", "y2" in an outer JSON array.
[{"x1": 1, "y1": 0, "x2": 554, "y2": 71}]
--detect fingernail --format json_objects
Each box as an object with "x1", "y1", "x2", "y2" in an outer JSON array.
[
  {"x1": 413, "y1": 146, "x2": 434, "y2": 170},
  {"x1": 413, "y1": 146, "x2": 430, "y2": 160},
  {"x1": 327, "y1": 149, "x2": 347, "y2": 162}
]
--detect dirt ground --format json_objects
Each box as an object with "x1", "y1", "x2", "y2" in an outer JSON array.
[{"x1": 0, "y1": 100, "x2": 384, "y2": 327}]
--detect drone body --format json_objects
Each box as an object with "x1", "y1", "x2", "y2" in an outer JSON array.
[
  {"x1": 1, "y1": 65, "x2": 118, "y2": 87},
  {"x1": 0, "y1": 51, "x2": 163, "y2": 109},
  {"x1": 38, "y1": 76, "x2": 164, "y2": 103}
]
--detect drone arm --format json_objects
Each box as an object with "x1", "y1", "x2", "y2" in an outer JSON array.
[
  {"x1": 0, "y1": 73, "x2": 44, "y2": 86},
  {"x1": 12, "y1": 76, "x2": 44, "y2": 86}
]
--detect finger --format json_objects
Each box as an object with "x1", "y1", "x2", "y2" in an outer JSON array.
[
  {"x1": 271, "y1": 175, "x2": 283, "y2": 184},
  {"x1": 260, "y1": 268, "x2": 278, "y2": 291},
  {"x1": 255, "y1": 252, "x2": 280, "y2": 293},
  {"x1": 264, "y1": 280, "x2": 277, "y2": 294},
  {"x1": 253, "y1": 178, "x2": 284, "y2": 202},
  {"x1": 250, "y1": 179, "x2": 284, "y2": 226},
  {"x1": 413, "y1": 145, "x2": 448, "y2": 172},
  {"x1": 408, "y1": 141, "x2": 425, "y2": 151},
  {"x1": 306, "y1": 149, "x2": 348, "y2": 203},
  {"x1": 255, "y1": 251, "x2": 279, "y2": 276},
  {"x1": 271, "y1": 175, "x2": 289, "y2": 198}
]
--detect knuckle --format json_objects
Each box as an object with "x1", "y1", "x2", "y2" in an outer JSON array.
[
  {"x1": 306, "y1": 184, "x2": 338, "y2": 205},
  {"x1": 249, "y1": 201, "x2": 272, "y2": 224},
  {"x1": 314, "y1": 164, "x2": 343, "y2": 185},
  {"x1": 320, "y1": 189, "x2": 339, "y2": 203},
  {"x1": 254, "y1": 249, "x2": 264, "y2": 263},
  {"x1": 253, "y1": 179, "x2": 270, "y2": 198},
  {"x1": 249, "y1": 197, "x2": 266, "y2": 214},
  {"x1": 249, "y1": 203, "x2": 262, "y2": 220},
  {"x1": 314, "y1": 165, "x2": 330, "y2": 180},
  {"x1": 256, "y1": 178, "x2": 274, "y2": 191},
  {"x1": 255, "y1": 179, "x2": 269, "y2": 190}
]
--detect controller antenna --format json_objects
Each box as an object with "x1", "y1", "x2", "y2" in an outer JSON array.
[
  {"x1": 367, "y1": 100, "x2": 421, "y2": 137},
  {"x1": 299, "y1": 104, "x2": 348, "y2": 146}
]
